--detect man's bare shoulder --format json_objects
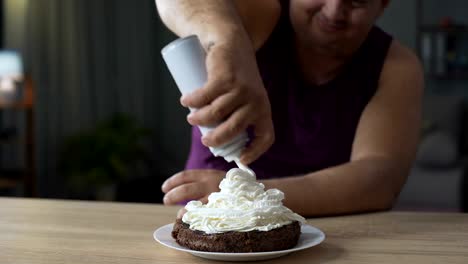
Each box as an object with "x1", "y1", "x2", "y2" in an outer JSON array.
[
  {"x1": 382, "y1": 40, "x2": 423, "y2": 81},
  {"x1": 378, "y1": 39, "x2": 424, "y2": 96}
]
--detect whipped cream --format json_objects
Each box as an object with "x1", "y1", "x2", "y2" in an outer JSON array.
[{"x1": 182, "y1": 168, "x2": 306, "y2": 234}]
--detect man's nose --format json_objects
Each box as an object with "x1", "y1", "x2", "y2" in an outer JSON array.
[{"x1": 321, "y1": 0, "x2": 347, "y2": 23}]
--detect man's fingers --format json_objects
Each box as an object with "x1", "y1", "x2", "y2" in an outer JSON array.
[
  {"x1": 176, "y1": 208, "x2": 187, "y2": 219},
  {"x1": 180, "y1": 80, "x2": 227, "y2": 108},
  {"x1": 162, "y1": 171, "x2": 199, "y2": 193},
  {"x1": 163, "y1": 182, "x2": 206, "y2": 205},
  {"x1": 199, "y1": 196, "x2": 209, "y2": 204},
  {"x1": 202, "y1": 105, "x2": 252, "y2": 147},
  {"x1": 240, "y1": 118, "x2": 275, "y2": 164},
  {"x1": 187, "y1": 92, "x2": 242, "y2": 126}
]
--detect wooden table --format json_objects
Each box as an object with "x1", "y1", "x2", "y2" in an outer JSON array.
[{"x1": 1, "y1": 198, "x2": 467, "y2": 263}]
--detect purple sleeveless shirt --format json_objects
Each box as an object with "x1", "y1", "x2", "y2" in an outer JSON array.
[{"x1": 185, "y1": 1, "x2": 393, "y2": 179}]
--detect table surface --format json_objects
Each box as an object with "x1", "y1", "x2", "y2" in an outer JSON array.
[{"x1": 1, "y1": 197, "x2": 467, "y2": 264}]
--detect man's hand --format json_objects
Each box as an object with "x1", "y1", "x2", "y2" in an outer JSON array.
[
  {"x1": 177, "y1": 208, "x2": 187, "y2": 219},
  {"x1": 162, "y1": 169, "x2": 226, "y2": 205},
  {"x1": 181, "y1": 38, "x2": 274, "y2": 165}
]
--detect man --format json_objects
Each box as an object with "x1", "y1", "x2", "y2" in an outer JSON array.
[{"x1": 155, "y1": 0, "x2": 423, "y2": 216}]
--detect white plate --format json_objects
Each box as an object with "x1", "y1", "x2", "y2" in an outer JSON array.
[{"x1": 153, "y1": 223, "x2": 325, "y2": 262}]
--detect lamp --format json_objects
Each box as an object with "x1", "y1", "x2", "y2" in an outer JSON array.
[{"x1": 0, "y1": 51, "x2": 24, "y2": 105}]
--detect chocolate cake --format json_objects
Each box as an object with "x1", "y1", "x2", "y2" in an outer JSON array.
[
  {"x1": 171, "y1": 168, "x2": 306, "y2": 253},
  {"x1": 172, "y1": 219, "x2": 301, "y2": 253}
]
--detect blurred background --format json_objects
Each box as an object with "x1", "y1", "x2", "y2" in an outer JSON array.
[{"x1": 0, "y1": 0, "x2": 466, "y2": 212}]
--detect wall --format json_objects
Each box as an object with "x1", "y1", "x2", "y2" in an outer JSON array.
[
  {"x1": 421, "y1": 0, "x2": 468, "y2": 25},
  {"x1": 377, "y1": 0, "x2": 417, "y2": 51}
]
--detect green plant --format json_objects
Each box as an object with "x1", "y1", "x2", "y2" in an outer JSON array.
[{"x1": 59, "y1": 113, "x2": 151, "y2": 192}]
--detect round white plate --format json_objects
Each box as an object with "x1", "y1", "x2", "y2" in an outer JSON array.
[{"x1": 153, "y1": 223, "x2": 325, "y2": 261}]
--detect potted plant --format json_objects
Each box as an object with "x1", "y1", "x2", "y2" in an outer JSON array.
[{"x1": 59, "y1": 112, "x2": 151, "y2": 200}]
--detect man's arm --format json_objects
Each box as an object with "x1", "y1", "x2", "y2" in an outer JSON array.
[
  {"x1": 155, "y1": 0, "x2": 280, "y2": 164},
  {"x1": 262, "y1": 40, "x2": 424, "y2": 216},
  {"x1": 155, "y1": 0, "x2": 280, "y2": 52}
]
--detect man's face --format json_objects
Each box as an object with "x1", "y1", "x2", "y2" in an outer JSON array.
[{"x1": 290, "y1": 0, "x2": 388, "y2": 57}]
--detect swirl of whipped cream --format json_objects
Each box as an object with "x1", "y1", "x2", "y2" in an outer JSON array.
[{"x1": 182, "y1": 168, "x2": 306, "y2": 234}]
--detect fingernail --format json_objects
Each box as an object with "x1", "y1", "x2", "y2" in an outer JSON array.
[
  {"x1": 161, "y1": 183, "x2": 167, "y2": 192},
  {"x1": 201, "y1": 136, "x2": 210, "y2": 146},
  {"x1": 180, "y1": 95, "x2": 187, "y2": 106},
  {"x1": 187, "y1": 113, "x2": 194, "y2": 123}
]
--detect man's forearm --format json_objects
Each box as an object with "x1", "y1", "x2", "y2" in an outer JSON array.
[
  {"x1": 261, "y1": 158, "x2": 409, "y2": 217},
  {"x1": 155, "y1": 0, "x2": 247, "y2": 50}
]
